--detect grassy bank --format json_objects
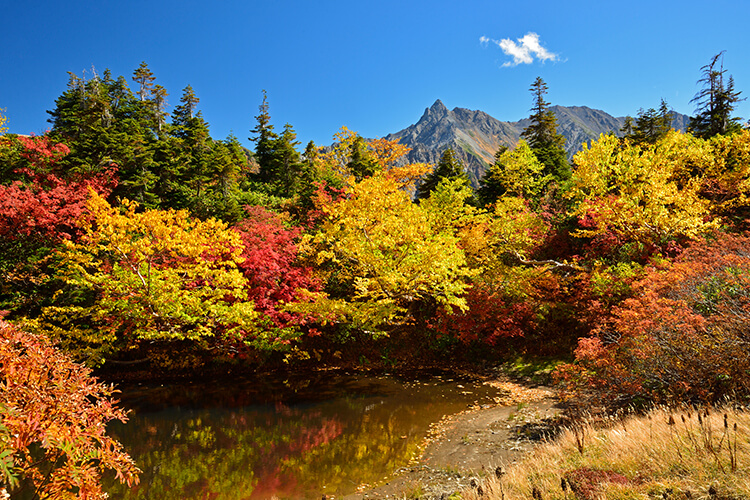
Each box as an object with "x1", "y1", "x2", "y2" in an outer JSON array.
[{"x1": 462, "y1": 406, "x2": 750, "y2": 500}]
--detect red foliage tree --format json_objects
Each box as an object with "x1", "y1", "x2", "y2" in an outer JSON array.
[
  {"x1": 0, "y1": 136, "x2": 118, "y2": 318},
  {"x1": 14, "y1": 135, "x2": 71, "y2": 174},
  {"x1": 428, "y1": 284, "x2": 535, "y2": 346},
  {"x1": 233, "y1": 206, "x2": 320, "y2": 331},
  {"x1": 0, "y1": 136, "x2": 117, "y2": 243}
]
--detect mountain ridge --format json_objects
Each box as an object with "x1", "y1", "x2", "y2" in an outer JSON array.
[{"x1": 385, "y1": 100, "x2": 690, "y2": 186}]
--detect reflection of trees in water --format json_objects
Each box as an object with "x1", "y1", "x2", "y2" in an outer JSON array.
[
  {"x1": 105, "y1": 377, "x2": 497, "y2": 499},
  {"x1": 105, "y1": 400, "x2": 425, "y2": 499},
  {"x1": 106, "y1": 405, "x2": 344, "y2": 499}
]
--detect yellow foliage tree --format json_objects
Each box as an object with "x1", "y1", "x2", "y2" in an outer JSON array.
[
  {"x1": 485, "y1": 140, "x2": 551, "y2": 201},
  {"x1": 698, "y1": 129, "x2": 750, "y2": 217},
  {"x1": 41, "y1": 191, "x2": 272, "y2": 364},
  {"x1": 297, "y1": 172, "x2": 474, "y2": 332},
  {"x1": 368, "y1": 137, "x2": 411, "y2": 169},
  {"x1": 313, "y1": 126, "x2": 367, "y2": 183},
  {"x1": 312, "y1": 127, "x2": 431, "y2": 193},
  {"x1": 568, "y1": 132, "x2": 719, "y2": 251}
]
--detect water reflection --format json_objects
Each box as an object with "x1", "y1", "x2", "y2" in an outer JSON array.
[{"x1": 106, "y1": 372, "x2": 502, "y2": 499}]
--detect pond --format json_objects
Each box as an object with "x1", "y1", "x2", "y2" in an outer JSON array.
[{"x1": 105, "y1": 370, "x2": 505, "y2": 499}]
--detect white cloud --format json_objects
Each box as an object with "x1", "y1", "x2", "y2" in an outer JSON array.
[{"x1": 480, "y1": 32, "x2": 559, "y2": 67}]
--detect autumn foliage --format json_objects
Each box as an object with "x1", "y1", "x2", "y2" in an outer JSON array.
[
  {"x1": 568, "y1": 132, "x2": 719, "y2": 258},
  {"x1": 0, "y1": 135, "x2": 117, "y2": 243},
  {"x1": 0, "y1": 135, "x2": 119, "y2": 319},
  {"x1": 428, "y1": 284, "x2": 536, "y2": 345},
  {"x1": 0, "y1": 318, "x2": 139, "y2": 498},
  {"x1": 298, "y1": 171, "x2": 474, "y2": 332},
  {"x1": 233, "y1": 205, "x2": 320, "y2": 329},
  {"x1": 557, "y1": 232, "x2": 750, "y2": 408},
  {"x1": 4, "y1": 91, "x2": 750, "y2": 406},
  {"x1": 45, "y1": 192, "x2": 271, "y2": 364}
]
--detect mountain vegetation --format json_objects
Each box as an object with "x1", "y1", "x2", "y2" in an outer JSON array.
[
  {"x1": 520, "y1": 77, "x2": 570, "y2": 183},
  {"x1": 1, "y1": 53, "x2": 749, "y2": 497},
  {"x1": 385, "y1": 99, "x2": 691, "y2": 188}
]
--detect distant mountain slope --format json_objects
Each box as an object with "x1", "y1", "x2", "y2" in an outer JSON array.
[{"x1": 385, "y1": 100, "x2": 690, "y2": 186}]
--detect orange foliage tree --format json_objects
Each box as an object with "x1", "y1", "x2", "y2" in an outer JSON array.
[
  {"x1": 0, "y1": 319, "x2": 139, "y2": 498},
  {"x1": 557, "y1": 231, "x2": 750, "y2": 408}
]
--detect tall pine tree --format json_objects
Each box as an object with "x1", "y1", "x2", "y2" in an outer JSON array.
[
  {"x1": 476, "y1": 146, "x2": 508, "y2": 207},
  {"x1": 249, "y1": 91, "x2": 305, "y2": 197},
  {"x1": 521, "y1": 77, "x2": 569, "y2": 183},
  {"x1": 249, "y1": 90, "x2": 279, "y2": 185},
  {"x1": 689, "y1": 51, "x2": 744, "y2": 138},
  {"x1": 622, "y1": 99, "x2": 674, "y2": 144},
  {"x1": 132, "y1": 61, "x2": 156, "y2": 102},
  {"x1": 168, "y1": 85, "x2": 212, "y2": 213}
]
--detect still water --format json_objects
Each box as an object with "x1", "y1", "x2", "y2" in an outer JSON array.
[{"x1": 105, "y1": 371, "x2": 504, "y2": 500}]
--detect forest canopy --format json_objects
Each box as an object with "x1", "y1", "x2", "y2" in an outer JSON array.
[
  {"x1": 2, "y1": 55, "x2": 750, "y2": 496},
  {"x1": 0, "y1": 56, "x2": 748, "y2": 401}
]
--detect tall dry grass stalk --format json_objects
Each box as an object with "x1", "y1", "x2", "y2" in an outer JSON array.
[{"x1": 462, "y1": 406, "x2": 750, "y2": 500}]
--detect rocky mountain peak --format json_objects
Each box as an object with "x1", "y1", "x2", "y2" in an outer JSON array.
[
  {"x1": 419, "y1": 99, "x2": 449, "y2": 122},
  {"x1": 386, "y1": 100, "x2": 691, "y2": 188}
]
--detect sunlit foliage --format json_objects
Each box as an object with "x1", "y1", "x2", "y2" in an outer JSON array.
[
  {"x1": 0, "y1": 135, "x2": 117, "y2": 318},
  {"x1": 298, "y1": 172, "x2": 474, "y2": 333},
  {"x1": 557, "y1": 232, "x2": 750, "y2": 408},
  {"x1": 0, "y1": 319, "x2": 139, "y2": 498},
  {"x1": 43, "y1": 191, "x2": 267, "y2": 364},
  {"x1": 480, "y1": 140, "x2": 551, "y2": 203},
  {"x1": 233, "y1": 205, "x2": 320, "y2": 332},
  {"x1": 569, "y1": 132, "x2": 719, "y2": 257}
]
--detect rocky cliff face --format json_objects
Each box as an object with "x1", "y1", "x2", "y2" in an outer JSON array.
[{"x1": 385, "y1": 100, "x2": 690, "y2": 186}]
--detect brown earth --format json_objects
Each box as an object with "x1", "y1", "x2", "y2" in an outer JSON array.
[{"x1": 344, "y1": 378, "x2": 563, "y2": 500}]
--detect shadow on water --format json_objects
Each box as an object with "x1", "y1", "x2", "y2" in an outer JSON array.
[{"x1": 105, "y1": 370, "x2": 505, "y2": 500}]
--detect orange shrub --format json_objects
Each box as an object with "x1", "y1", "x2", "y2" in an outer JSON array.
[
  {"x1": 557, "y1": 232, "x2": 750, "y2": 408},
  {"x1": 0, "y1": 319, "x2": 139, "y2": 497}
]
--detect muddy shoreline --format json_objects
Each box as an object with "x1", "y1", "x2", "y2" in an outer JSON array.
[{"x1": 344, "y1": 378, "x2": 562, "y2": 499}]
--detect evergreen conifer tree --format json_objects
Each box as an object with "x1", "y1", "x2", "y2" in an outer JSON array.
[
  {"x1": 150, "y1": 84, "x2": 169, "y2": 135},
  {"x1": 623, "y1": 99, "x2": 674, "y2": 144},
  {"x1": 168, "y1": 85, "x2": 212, "y2": 212},
  {"x1": 249, "y1": 92, "x2": 306, "y2": 197},
  {"x1": 132, "y1": 61, "x2": 156, "y2": 102},
  {"x1": 249, "y1": 90, "x2": 279, "y2": 185},
  {"x1": 275, "y1": 123, "x2": 303, "y2": 196},
  {"x1": 417, "y1": 148, "x2": 471, "y2": 200},
  {"x1": 689, "y1": 51, "x2": 745, "y2": 138},
  {"x1": 521, "y1": 77, "x2": 570, "y2": 182},
  {"x1": 476, "y1": 146, "x2": 508, "y2": 206},
  {"x1": 347, "y1": 135, "x2": 378, "y2": 181}
]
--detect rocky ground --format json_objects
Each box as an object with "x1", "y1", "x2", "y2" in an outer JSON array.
[{"x1": 343, "y1": 377, "x2": 563, "y2": 500}]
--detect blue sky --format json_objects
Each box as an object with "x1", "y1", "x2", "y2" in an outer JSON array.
[{"x1": 2, "y1": 0, "x2": 749, "y2": 149}]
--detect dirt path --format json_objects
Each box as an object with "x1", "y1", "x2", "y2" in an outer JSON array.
[{"x1": 344, "y1": 379, "x2": 562, "y2": 499}]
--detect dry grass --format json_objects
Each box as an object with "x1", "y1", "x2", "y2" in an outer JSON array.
[{"x1": 461, "y1": 406, "x2": 750, "y2": 500}]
